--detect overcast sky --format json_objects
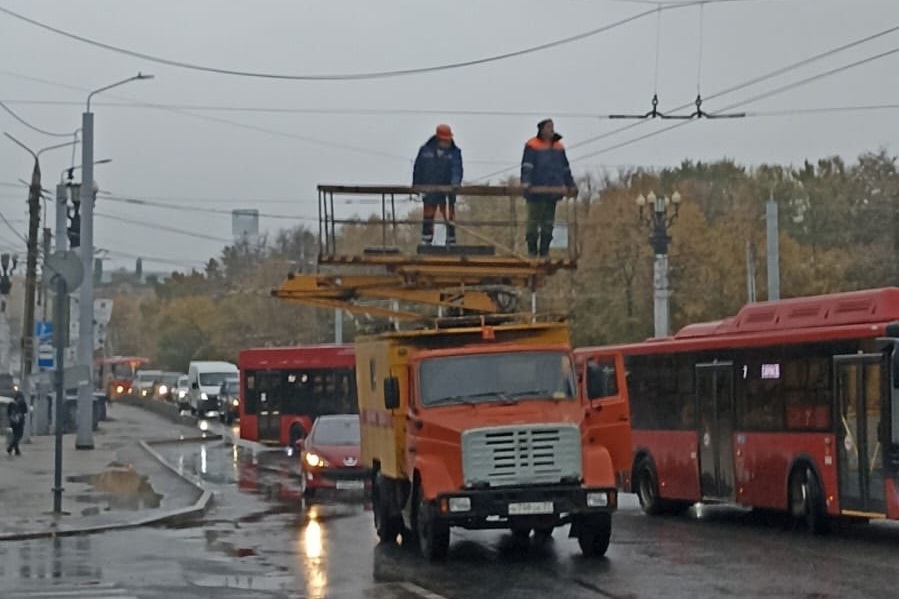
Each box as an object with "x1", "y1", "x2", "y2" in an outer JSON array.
[{"x1": 0, "y1": 0, "x2": 896, "y2": 272}]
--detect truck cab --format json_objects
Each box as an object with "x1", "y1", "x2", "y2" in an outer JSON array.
[{"x1": 360, "y1": 320, "x2": 627, "y2": 560}]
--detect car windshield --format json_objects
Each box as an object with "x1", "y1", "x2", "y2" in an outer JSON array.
[
  {"x1": 311, "y1": 416, "x2": 360, "y2": 446},
  {"x1": 419, "y1": 351, "x2": 576, "y2": 407},
  {"x1": 222, "y1": 380, "x2": 239, "y2": 394},
  {"x1": 177, "y1": 377, "x2": 189, "y2": 388},
  {"x1": 199, "y1": 372, "x2": 234, "y2": 387}
]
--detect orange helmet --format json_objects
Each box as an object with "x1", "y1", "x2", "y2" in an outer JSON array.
[{"x1": 435, "y1": 124, "x2": 453, "y2": 141}]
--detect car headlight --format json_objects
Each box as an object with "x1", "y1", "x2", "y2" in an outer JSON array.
[
  {"x1": 178, "y1": 390, "x2": 187, "y2": 398},
  {"x1": 200, "y1": 392, "x2": 208, "y2": 400},
  {"x1": 158, "y1": 385, "x2": 168, "y2": 395},
  {"x1": 586, "y1": 492, "x2": 609, "y2": 508},
  {"x1": 304, "y1": 452, "x2": 328, "y2": 468},
  {"x1": 231, "y1": 398, "x2": 239, "y2": 407},
  {"x1": 448, "y1": 497, "x2": 471, "y2": 512}
]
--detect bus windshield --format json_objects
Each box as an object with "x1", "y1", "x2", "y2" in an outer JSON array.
[{"x1": 419, "y1": 351, "x2": 576, "y2": 407}]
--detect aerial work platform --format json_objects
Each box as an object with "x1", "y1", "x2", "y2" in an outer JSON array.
[{"x1": 274, "y1": 184, "x2": 579, "y2": 323}]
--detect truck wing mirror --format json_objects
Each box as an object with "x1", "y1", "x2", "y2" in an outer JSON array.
[
  {"x1": 384, "y1": 376, "x2": 400, "y2": 410},
  {"x1": 191, "y1": 382, "x2": 199, "y2": 390}
]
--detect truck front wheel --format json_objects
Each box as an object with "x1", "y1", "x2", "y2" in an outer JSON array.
[
  {"x1": 416, "y1": 494, "x2": 450, "y2": 561},
  {"x1": 576, "y1": 513, "x2": 612, "y2": 558},
  {"x1": 373, "y1": 473, "x2": 403, "y2": 544}
]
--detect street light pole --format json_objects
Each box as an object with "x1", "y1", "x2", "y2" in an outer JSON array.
[
  {"x1": 76, "y1": 73, "x2": 153, "y2": 449},
  {"x1": 4, "y1": 134, "x2": 77, "y2": 441},
  {"x1": 636, "y1": 190, "x2": 681, "y2": 338}
]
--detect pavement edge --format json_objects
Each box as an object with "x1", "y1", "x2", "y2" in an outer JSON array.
[{"x1": 0, "y1": 440, "x2": 214, "y2": 542}]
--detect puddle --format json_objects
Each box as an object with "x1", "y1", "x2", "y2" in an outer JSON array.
[{"x1": 67, "y1": 466, "x2": 163, "y2": 512}]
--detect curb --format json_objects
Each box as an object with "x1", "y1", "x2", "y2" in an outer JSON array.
[
  {"x1": 0, "y1": 440, "x2": 214, "y2": 542},
  {"x1": 117, "y1": 395, "x2": 199, "y2": 428}
]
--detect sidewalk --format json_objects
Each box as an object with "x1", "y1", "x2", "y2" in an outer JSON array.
[{"x1": 0, "y1": 403, "x2": 214, "y2": 541}]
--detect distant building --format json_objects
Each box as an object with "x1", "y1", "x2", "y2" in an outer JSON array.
[{"x1": 232, "y1": 209, "x2": 260, "y2": 245}]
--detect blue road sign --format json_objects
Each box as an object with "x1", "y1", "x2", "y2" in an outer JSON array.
[{"x1": 35, "y1": 321, "x2": 53, "y2": 341}]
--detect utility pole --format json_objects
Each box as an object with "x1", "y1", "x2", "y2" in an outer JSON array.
[
  {"x1": 0, "y1": 254, "x2": 17, "y2": 375},
  {"x1": 41, "y1": 228, "x2": 51, "y2": 320},
  {"x1": 766, "y1": 189, "x2": 780, "y2": 301},
  {"x1": 77, "y1": 72, "x2": 154, "y2": 450},
  {"x1": 745, "y1": 241, "x2": 757, "y2": 303},
  {"x1": 4, "y1": 134, "x2": 76, "y2": 444},
  {"x1": 636, "y1": 190, "x2": 682, "y2": 338}
]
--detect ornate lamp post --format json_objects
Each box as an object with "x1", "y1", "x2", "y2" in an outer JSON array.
[{"x1": 636, "y1": 190, "x2": 681, "y2": 337}]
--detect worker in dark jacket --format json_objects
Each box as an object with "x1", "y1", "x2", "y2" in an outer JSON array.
[
  {"x1": 413, "y1": 124, "x2": 463, "y2": 245},
  {"x1": 520, "y1": 119, "x2": 577, "y2": 257},
  {"x1": 6, "y1": 390, "x2": 27, "y2": 456}
]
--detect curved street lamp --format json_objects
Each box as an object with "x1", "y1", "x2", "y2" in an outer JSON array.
[{"x1": 76, "y1": 72, "x2": 154, "y2": 450}]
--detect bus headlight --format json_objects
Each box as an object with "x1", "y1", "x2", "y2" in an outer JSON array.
[
  {"x1": 115, "y1": 385, "x2": 124, "y2": 394},
  {"x1": 158, "y1": 385, "x2": 168, "y2": 395}
]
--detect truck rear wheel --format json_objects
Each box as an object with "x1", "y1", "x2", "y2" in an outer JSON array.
[
  {"x1": 373, "y1": 473, "x2": 403, "y2": 544},
  {"x1": 576, "y1": 513, "x2": 612, "y2": 558},
  {"x1": 417, "y1": 494, "x2": 450, "y2": 561}
]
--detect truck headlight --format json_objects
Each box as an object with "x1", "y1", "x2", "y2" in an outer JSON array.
[
  {"x1": 200, "y1": 392, "x2": 208, "y2": 400},
  {"x1": 448, "y1": 497, "x2": 471, "y2": 512},
  {"x1": 586, "y1": 492, "x2": 609, "y2": 508}
]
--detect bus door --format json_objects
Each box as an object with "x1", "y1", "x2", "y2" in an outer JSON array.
[
  {"x1": 256, "y1": 371, "x2": 282, "y2": 444},
  {"x1": 834, "y1": 354, "x2": 887, "y2": 515},
  {"x1": 695, "y1": 363, "x2": 735, "y2": 501}
]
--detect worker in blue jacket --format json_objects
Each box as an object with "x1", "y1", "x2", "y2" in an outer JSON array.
[
  {"x1": 521, "y1": 119, "x2": 578, "y2": 257},
  {"x1": 413, "y1": 124, "x2": 463, "y2": 245}
]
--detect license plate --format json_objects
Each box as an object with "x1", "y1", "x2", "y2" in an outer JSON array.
[
  {"x1": 336, "y1": 480, "x2": 364, "y2": 490},
  {"x1": 508, "y1": 501, "x2": 554, "y2": 515}
]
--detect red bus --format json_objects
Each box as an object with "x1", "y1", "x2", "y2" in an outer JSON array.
[
  {"x1": 238, "y1": 344, "x2": 357, "y2": 446},
  {"x1": 95, "y1": 356, "x2": 150, "y2": 400},
  {"x1": 576, "y1": 287, "x2": 899, "y2": 532}
]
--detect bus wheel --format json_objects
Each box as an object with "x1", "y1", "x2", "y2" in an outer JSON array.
[
  {"x1": 373, "y1": 473, "x2": 403, "y2": 544},
  {"x1": 789, "y1": 465, "x2": 830, "y2": 535},
  {"x1": 416, "y1": 489, "x2": 450, "y2": 561},
  {"x1": 576, "y1": 513, "x2": 612, "y2": 558},
  {"x1": 635, "y1": 457, "x2": 665, "y2": 516}
]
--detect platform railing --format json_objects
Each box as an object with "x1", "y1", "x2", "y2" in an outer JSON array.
[{"x1": 316, "y1": 184, "x2": 579, "y2": 264}]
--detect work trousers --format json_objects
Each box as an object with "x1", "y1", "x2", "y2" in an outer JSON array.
[
  {"x1": 525, "y1": 199, "x2": 558, "y2": 257},
  {"x1": 421, "y1": 194, "x2": 456, "y2": 244}
]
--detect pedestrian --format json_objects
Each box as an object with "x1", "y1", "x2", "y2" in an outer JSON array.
[
  {"x1": 6, "y1": 390, "x2": 27, "y2": 456},
  {"x1": 413, "y1": 124, "x2": 463, "y2": 246},
  {"x1": 520, "y1": 118, "x2": 578, "y2": 257}
]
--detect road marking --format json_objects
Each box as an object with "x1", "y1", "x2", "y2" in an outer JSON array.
[{"x1": 397, "y1": 581, "x2": 452, "y2": 599}]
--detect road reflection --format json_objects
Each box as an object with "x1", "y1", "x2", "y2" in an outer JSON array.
[
  {"x1": 9, "y1": 536, "x2": 102, "y2": 582},
  {"x1": 300, "y1": 506, "x2": 328, "y2": 599}
]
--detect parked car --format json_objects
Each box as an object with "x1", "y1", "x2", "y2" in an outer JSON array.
[
  {"x1": 216, "y1": 378, "x2": 240, "y2": 425},
  {"x1": 299, "y1": 414, "x2": 368, "y2": 499}
]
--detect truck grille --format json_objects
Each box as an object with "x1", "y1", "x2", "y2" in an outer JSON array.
[{"x1": 461, "y1": 424, "x2": 582, "y2": 488}]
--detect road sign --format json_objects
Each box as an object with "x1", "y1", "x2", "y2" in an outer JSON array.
[
  {"x1": 32, "y1": 365, "x2": 91, "y2": 390},
  {"x1": 38, "y1": 343, "x2": 54, "y2": 369},
  {"x1": 42, "y1": 250, "x2": 84, "y2": 291},
  {"x1": 35, "y1": 321, "x2": 53, "y2": 341}
]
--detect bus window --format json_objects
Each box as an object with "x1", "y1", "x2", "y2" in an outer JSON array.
[
  {"x1": 586, "y1": 358, "x2": 618, "y2": 400},
  {"x1": 892, "y1": 351, "x2": 899, "y2": 443},
  {"x1": 244, "y1": 373, "x2": 258, "y2": 415}
]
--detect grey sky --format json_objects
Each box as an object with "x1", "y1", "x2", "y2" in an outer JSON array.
[{"x1": 0, "y1": 0, "x2": 896, "y2": 272}]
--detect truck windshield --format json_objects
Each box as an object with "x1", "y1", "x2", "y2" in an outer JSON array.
[{"x1": 419, "y1": 351, "x2": 576, "y2": 407}]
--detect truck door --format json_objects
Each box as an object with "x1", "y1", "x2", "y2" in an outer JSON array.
[{"x1": 580, "y1": 352, "x2": 632, "y2": 489}]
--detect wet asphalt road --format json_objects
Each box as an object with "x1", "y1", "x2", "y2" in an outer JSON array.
[{"x1": 1, "y1": 428, "x2": 898, "y2": 599}]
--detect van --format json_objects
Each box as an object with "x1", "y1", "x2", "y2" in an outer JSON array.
[{"x1": 187, "y1": 361, "x2": 239, "y2": 416}]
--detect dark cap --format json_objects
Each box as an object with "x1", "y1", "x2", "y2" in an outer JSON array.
[{"x1": 537, "y1": 118, "x2": 553, "y2": 132}]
